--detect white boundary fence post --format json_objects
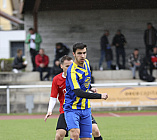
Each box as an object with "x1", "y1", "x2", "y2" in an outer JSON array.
[{"x1": 7, "y1": 86, "x2": 10, "y2": 114}]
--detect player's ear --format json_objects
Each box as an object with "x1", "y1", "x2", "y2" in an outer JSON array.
[
  {"x1": 73, "y1": 52, "x2": 75, "y2": 57},
  {"x1": 60, "y1": 64, "x2": 63, "y2": 69}
]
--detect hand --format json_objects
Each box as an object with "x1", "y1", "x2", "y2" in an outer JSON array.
[
  {"x1": 40, "y1": 63, "x2": 45, "y2": 68},
  {"x1": 28, "y1": 39, "x2": 30, "y2": 42},
  {"x1": 33, "y1": 39, "x2": 35, "y2": 42},
  {"x1": 135, "y1": 63, "x2": 140, "y2": 66},
  {"x1": 44, "y1": 112, "x2": 52, "y2": 122},
  {"x1": 116, "y1": 43, "x2": 119, "y2": 46},
  {"x1": 23, "y1": 61, "x2": 27, "y2": 65},
  {"x1": 90, "y1": 88, "x2": 97, "y2": 93},
  {"x1": 101, "y1": 93, "x2": 108, "y2": 100}
]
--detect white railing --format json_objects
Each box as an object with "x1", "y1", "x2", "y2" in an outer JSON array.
[{"x1": 0, "y1": 82, "x2": 157, "y2": 114}]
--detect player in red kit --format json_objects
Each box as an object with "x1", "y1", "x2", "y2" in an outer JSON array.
[
  {"x1": 45, "y1": 55, "x2": 73, "y2": 139},
  {"x1": 44, "y1": 55, "x2": 103, "y2": 140}
]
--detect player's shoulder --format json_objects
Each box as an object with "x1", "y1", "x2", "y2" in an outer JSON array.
[
  {"x1": 85, "y1": 59, "x2": 90, "y2": 66},
  {"x1": 67, "y1": 62, "x2": 76, "y2": 72},
  {"x1": 36, "y1": 54, "x2": 40, "y2": 57},
  {"x1": 85, "y1": 59, "x2": 89, "y2": 63},
  {"x1": 53, "y1": 73, "x2": 63, "y2": 82}
]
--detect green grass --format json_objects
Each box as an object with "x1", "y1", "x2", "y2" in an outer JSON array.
[{"x1": 0, "y1": 116, "x2": 157, "y2": 140}]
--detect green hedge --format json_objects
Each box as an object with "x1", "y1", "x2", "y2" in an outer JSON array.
[{"x1": 0, "y1": 58, "x2": 14, "y2": 72}]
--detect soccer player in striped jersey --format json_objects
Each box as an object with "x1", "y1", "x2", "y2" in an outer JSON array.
[
  {"x1": 64, "y1": 43, "x2": 108, "y2": 140},
  {"x1": 44, "y1": 55, "x2": 104, "y2": 140}
]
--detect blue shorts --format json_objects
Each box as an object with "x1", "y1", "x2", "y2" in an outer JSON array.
[{"x1": 64, "y1": 108, "x2": 92, "y2": 138}]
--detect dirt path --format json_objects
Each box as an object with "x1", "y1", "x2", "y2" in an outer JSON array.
[{"x1": 0, "y1": 112, "x2": 157, "y2": 120}]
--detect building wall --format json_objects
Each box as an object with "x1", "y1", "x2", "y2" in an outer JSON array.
[
  {"x1": 0, "y1": 30, "x2": 26, "y2": 58},
  {"x1": 24, "y1": 9, "x2": 157, "y2": 70},
  {"x1": 0, "y1": 0, "x2": 13, "y2": 30}
]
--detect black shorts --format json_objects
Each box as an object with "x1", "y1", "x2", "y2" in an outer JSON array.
[
  {"x1": 56, "y1": 113, "x2": 68, "y2": 137},
  {"x1": 91, "y1": 115, "x2": 97, "y2": 124}
]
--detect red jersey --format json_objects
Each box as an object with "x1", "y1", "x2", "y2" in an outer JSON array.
[{"x1": 50, "y1": 72, "x2": 66, "y2": 114}]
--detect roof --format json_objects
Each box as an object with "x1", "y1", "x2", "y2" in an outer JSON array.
[{"x1": 23, "y1": 0, "x2": 157, "y2": 13}]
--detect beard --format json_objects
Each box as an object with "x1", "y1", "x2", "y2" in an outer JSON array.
[{"x1": 76, "y1": 57, "x2": 84, "y2": 64}]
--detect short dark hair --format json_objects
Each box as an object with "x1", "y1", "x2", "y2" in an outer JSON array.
[
  {"x1": 73, "y1": 43, "x2": 87, "y2": 53},
  {"x1": 147, "y1": 23, "x2": 152, "y2": 26},
  {"x1": 117, "y1": 29, "x2": 121, "y2": 33},
  {"x1": 60, "y1": 55, "x2": 73, "y2": 64},
  {"x1": 29, "y1": 28, "x2": 34, "y2": 31},
  {"x1": 56, "y1": 42, "x2": 63, "y2": 47},
  {"x1": 134, "y1": 48, "x2": 139, "y2": 51},
  {"x1": 104, "y1": 30, "x2": 109, "y2": 33},
  {"x1": 17, "y1": 49, "x2": 22, "y2": 53}
]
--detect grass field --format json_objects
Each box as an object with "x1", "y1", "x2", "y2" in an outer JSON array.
[{"x1": 0, "y1": 116, "x2": 157, "y2": 140}]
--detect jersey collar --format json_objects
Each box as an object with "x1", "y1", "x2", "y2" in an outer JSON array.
[{"x1": 62, "y1": 72, "x2": 66, "y2": 78}]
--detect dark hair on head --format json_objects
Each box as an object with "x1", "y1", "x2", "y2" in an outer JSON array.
[
  {"x1": 17, "y1": 49, "x2": 22, "y2": 53},
  {"x1": 60, "y1": 55, "x2": 73, "y2": 64},
  {"x1": 73, "y1": 43, "x2": 87, "y2": 53},
  {"x1": 56, "y1": 42, "x2": 63, "y2": 47},
  {"x1": 104, "y1": 30, "x2": 109, "y2": 33},
  {"x1": 147, "y1": 22, "x2": 152, "y2": 26},
  {"x1": 29, "y1": 28, "x2": 34, "y2": 31},
  {"x1": 117, "y1": 29, "x2": 121, "y2": 33},
  {"x1": 134, "y1": 48, "x2": 139, "y2": 51},
  {"x1": 54, "y1": 59, "x2": 59, "y2": 62}
]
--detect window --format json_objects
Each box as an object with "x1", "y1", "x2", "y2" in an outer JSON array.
[
  {"x1": 10, "y1": 42, "x2": 25, "y2": 57},
  {"x1": 3, "y1": 0, "x2": 6, "y2": 9}
]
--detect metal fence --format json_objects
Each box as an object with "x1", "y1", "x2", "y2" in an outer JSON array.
[{"x1": 0, "y1": 82, "x2": 157, "y2": 114}]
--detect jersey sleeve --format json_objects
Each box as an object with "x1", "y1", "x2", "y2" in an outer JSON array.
[
  {"x1": 50, "y1": 77, "x2": 58, "y2": 98},
  {"x1": 67, "y1": 66, "x2": 80, "y2": 90}
]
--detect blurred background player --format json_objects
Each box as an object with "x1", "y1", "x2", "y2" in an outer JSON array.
[
  {"x1": 44, "y1": 55, "x2": 103, "y2": 140},
  {"x1": 128, "y1": 48, "x2": 141, "y2": 79},
  {"x1": 64, "y1": 43, "x2": 108, "y2": 140},
  {"x1": 150, "y1": 46, "x2": 157, "y2": 74},
  {"x1": 35, "y1": 48, "x2": 50, "y2": 81},
  {"x1": 99, "y1": 30, "x2": 112, "y2": 70},
  {"x1": 12, "y1": 49, "x2": 27, "y2": 73},
  {"x1": 51, "y1": 59, "x2": 63, "y2": 80},
  {"x1": 54, "y1": 42, "x2": 70, "y2": 64},
  {"x1": 25, "y1": 28, "x2": 42, "y2": 71},
  {"x1": 144, "y1": 23, "x2": 157, "y2": 57},
  {"x1": 112, "y1": 29, "x2": 127, "y2": 69}
]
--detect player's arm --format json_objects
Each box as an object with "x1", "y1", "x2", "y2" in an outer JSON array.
[
  {"x1": 68, "y1": 69, "x2": 108, "y2": 99},
  {"x1": 73, "y1": 89, "x2": 108, "y2": 100},
  {"x1": 44, "y1": 97, "x2": 57, "y2": 122},
  {"x1": 90, "y1": 88, "x2": 97, "y2": 93},
  {"x1": 89, "y1": 84, "x2": 97, "y2": 93},
  {"x1": 44, "y1": 77, "x2": 58, "y2": 122}
]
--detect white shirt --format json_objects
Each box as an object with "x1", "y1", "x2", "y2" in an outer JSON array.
[{"x1": 30, "y1": 34, "x2": 36, "y2": 49}]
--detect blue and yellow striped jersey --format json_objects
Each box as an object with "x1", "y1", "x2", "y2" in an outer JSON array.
[{"x1": 64, "y1": 59, "x2": 91, "y2": 111}]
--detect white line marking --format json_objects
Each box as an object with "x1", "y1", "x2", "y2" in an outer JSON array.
[{"x1": 109, "y1": 113, "x2": 120, "y2": 117}]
